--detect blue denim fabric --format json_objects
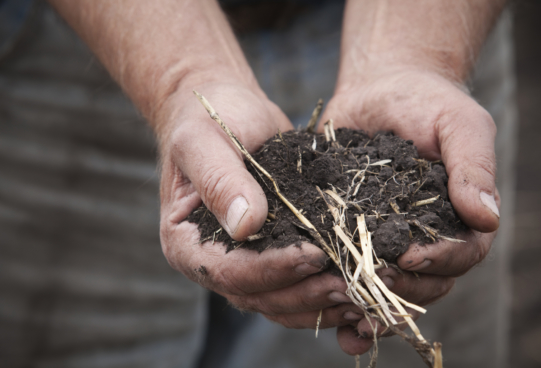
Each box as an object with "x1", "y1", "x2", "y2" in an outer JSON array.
[{"x1": 0, "y1": 0, "x2": 33, "y2": 58}]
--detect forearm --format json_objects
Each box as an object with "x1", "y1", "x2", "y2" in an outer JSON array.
[
  {"x1": 48, "y1": 0, "x2": 259, "y2": 136},
  {"x1": 337, "y1": 0, "x2": 507, "y2": 88}
]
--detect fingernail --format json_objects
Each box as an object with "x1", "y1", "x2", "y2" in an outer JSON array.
[
  {"x1": 344, "y1": 311, "x2": 362, "y2": 321},
  {"x1": 480, "y1": 192, "x2": 500, "y2": 218},
  {"x1": 329, "y1": 291, "x2": 351, "y2": 303},
  {"x1": 404, "y1": 259, "x2": 432, "y2": 272},
  {"x1": 226, "y1": 196, "x2": 249, "y2": 235},
  {"x1": 294, "y1": 262, "x2": 322, "y2": 276},
  {"x1": 381, "y1": 276, "x2": 395, "y2": 289}
]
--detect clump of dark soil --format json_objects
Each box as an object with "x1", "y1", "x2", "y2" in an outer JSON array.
[{"x1": 187, "y1": 129, "x2": 468, "y2": 264}]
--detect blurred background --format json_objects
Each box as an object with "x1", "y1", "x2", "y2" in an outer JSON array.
[{"x1": 510, "y1": 1, "x2": 541, "y2": 367}]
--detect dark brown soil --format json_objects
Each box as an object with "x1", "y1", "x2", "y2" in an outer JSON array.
[{"x1": 187, "y1": 129, "x2": 468, "y2": 264}]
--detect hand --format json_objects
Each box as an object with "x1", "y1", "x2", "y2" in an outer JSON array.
[
  {"x1": 47, "y1": 0, "x2": 385, "y2": 339},
  {"x1": 158, "y1": 81, "x2": 366, "y2": 330},
  {"x1": 320, "y1": 68, "x2": 500, "y2": 354}
]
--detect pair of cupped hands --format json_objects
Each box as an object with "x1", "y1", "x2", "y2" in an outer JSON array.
[{"x1": 158, "y1": 67, "x2": 500, "y2": 355}]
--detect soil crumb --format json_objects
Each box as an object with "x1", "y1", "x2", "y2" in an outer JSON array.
[{"x1": 187, "y1": 129, "x2": 468, "y2": 264}]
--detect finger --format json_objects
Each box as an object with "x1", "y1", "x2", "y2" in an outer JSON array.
[
  {"x1": 227, "y1": 272, "x2": 357, "y2": 315},
  {"x1": 169, "y1": 88, "x2": 292, "y2": 240},
  {"x1": 376, "y1": 267, "x2": 455, "y2": 306},
  {"x1": 438, "y1": 98, "x2": 500, "y2": 233},
  {"x1": 397, "y1": 230, "x2": 496, "y2": 276},
  {"x1": 337, "y1": 325, "x2": 374, "y2": 356},
  {"x1": 170, "y1": 122, "x2": 267, "y2": 240},
  {"x1": 159, "y1": 157, "x2": 202, "y2": 226},
  {"x1": 324, "y1": 80, "x2": 500, "y2": 233},
  {"x1": 161, "y1": 221, "x2": 329, "y2": 295},
  {"x1": 355, "y1": 307, "x2": 420, "y2": 339},
  {"x1": 259, "y1": 268, "x2": 448, "y2": 328},
  {"x1": 263, "y1": 302, "x2": 364, "y2": 329},
  {"x1": 355, "y1": 317, "x2": 386, "y2": 339}
]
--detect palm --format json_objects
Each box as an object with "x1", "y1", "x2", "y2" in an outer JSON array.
[{"x1": 323, "y1": 70, "x2": 500, "y2": 353}]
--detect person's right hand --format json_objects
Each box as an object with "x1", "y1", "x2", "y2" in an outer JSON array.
[{"x1": 158, "y1": 81, "x2": 365, "y2": 329}]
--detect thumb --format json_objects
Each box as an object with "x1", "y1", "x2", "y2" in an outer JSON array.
[
  {"x1": 171, "y1": 119, "x2": 269, "y2": 240},
  {"x1": 439, "y1": 102, "x2": 500, "y2": 233}
]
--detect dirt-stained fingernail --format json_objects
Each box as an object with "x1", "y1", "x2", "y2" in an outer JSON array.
[
  {"x1": 344, "y1": 311, "x2": 362, "y2": 321},
  {"x1": 225, "y1": 196, "x2": 249, "y2": 235},
  {"x1": 294, "y1": 262, "x2": 322, "y2": 276},
  {"x1": 480, "y1": 191, "x2": 500, "y2": 218},
  {"x1": 329, "y1": 291, "x2": 351, "y2": 303},
  {"x1": 404, "y1": 259, "x2": 432, "y2": 272}
]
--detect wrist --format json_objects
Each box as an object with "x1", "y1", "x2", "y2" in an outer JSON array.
[
  {"x1": 336, "y1": 58, "x2": 469, "y2": 97},
  {"x1": 337, "y1": 0, "x2": 506, "y2": 94},
  {"x1": 149, "y1": 67, "x2": 264, "y2": 145}
]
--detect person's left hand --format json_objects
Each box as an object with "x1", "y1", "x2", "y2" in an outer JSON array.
[{"x1": 318, "y1": 67, "x2": 499, "y2": 355}]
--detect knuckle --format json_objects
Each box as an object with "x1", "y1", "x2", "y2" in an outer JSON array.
[
  {"x1": 259, "y1": 267, "x2": 284, "y2": 291},
  {"x1": 401, "y1": 277, "x2": 423, "y2": 301},
  {"x1": 472, "y1": 239, "x2": 491, "y2": 266},
  {"x1": 199, "y1": 164, "x2": 237, "y2": 215},
  {"x1": 428, "y1": 277, "x2": 455, "y2": 303},
  {"x1": 440, "y1": 277, "x2": 456, "y2": 296},
  {"x1": 243, "y1": 296, "x2": 277, "y2": 315},
  {"x1": 435, "y1": 277, "x2": 452, "y2": 296},
  {"x1": 214, "y1": 272, "x2": 240, "y2": 295},
  {"x1": 399, "y1": 276, "x2": 416, "y2": 297},
  {"x1": 199, "y1": 164, "x2": 242, "y2": 214},
  {"x1": 230, "y1": 296, "x2": 265, "y2": 314},
  {"x1": 212, "y1": 268, "x2": 249, "y2": 296},
  {"x1": 441, "y1": 250, "x2": 456, "y2": 272},
  {"x1": 463, "y1": 232, "x2": 492, "y2": 270},
  {"x1": 469, "y1": 152, "x2": 497, "y2": 180},
  {"x1": 293, "y1": 292, "x2": 320, "y2": 312},
  {"x1": 166, "y1": 127, "x2": 183, "y2": 153},
  {"x1": 252, "y1": 295, "x2": 296, "y2": 316},
  {"x1": 170, "y1": 125, "x2": 185, "y2": 145}
]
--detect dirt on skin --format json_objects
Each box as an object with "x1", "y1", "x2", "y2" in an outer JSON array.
[{"x1": 187, "y1": 129, "x2": 468, "y2": 264}]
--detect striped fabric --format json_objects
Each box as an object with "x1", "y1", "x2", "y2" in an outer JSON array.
[{"x1": 0, "y1": 4, "x2": 206, "y2": 368}]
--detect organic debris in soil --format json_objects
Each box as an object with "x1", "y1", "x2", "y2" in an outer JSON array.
[{"x1": 187, "y1": 128, "x2": 468, "y2": 264}]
